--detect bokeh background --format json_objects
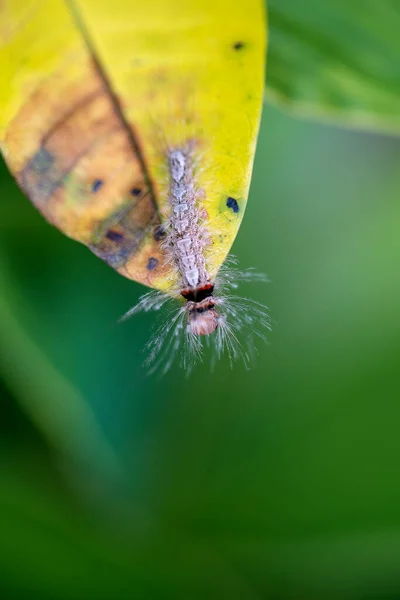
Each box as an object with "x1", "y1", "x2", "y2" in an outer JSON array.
[{"x1": 1, "y1": 103, "x2": 400, "y2": 599}]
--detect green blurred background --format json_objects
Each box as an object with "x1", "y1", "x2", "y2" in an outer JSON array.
[{"x1": 1, "y1": 104, "x2": 400, "y2": 599}]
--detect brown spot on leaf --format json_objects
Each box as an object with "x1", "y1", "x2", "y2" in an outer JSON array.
[
  {"x1": 146, "y1": 257, "x2": 158, "y2": 270},
  {"x1": 3, "y1": 50, "x2": 163, "y2": 288}
]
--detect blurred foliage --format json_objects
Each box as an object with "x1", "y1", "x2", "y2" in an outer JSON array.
[
  {"x1": 267, "y1": 0, "x2": 400, "y2": 133},
  {"x1": 2, "y1": 104, "x2": 400, "y2": 598}
]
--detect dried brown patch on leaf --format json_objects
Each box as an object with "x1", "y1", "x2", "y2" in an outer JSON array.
[{"x1": 5, "y1": 55, "x2": 166, "y2": 286}]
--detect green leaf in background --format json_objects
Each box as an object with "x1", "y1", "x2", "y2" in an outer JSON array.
[
  {"x1": 267, "y1": 0, "x2": 400, "y2": 133},
  {"x1": 2, "y1": 101, "x2": 400, "y2": 600}
]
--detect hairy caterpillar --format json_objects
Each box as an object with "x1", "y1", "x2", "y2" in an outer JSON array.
[{"x1": 121, "y1": 144, "x2": 271, "y2": 373}]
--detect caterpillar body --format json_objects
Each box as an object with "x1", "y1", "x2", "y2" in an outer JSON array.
[{"x1": 122, "y1": 145, "x2": 270, "y2": 373}]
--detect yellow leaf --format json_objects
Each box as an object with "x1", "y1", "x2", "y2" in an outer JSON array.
[{"x1": 0, "y1": 0, "x2": 266, "y2": 294}]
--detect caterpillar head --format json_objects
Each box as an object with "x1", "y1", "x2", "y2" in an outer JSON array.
[{"x1": 187, "y1": 305, "x2": 219, "y2": 336}]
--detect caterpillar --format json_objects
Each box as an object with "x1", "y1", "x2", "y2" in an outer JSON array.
[{"x1": 121, "y1": 145, "x2": 271, "y2": 373}]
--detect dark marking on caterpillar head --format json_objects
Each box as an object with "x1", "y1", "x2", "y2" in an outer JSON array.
[
  {"x1": 233, "y1": 41, "x2": 245, "y2": 51},
  {"x1": 181, "y1": 289, "x2": 195, "y2": 302},
  {"x1": 181, "y1": 283, "x2": 214, "y2": 303},
  {"x1": 154, "y1": 224, "x2": 166, "y2": 242},
  {"x1": 92, "y1": 179, "x2": 103, "y2": 193},
  {"x1": 146, "y1": 257, "x2": 158, "y2": 271},
  {"x1": 194, "y1": 302, "x2": 215, "y2": 314},
  {"x1": 106, "y1": 229, "x2": 124, "y2": 242},
  {"x1": 130, "y1": 187, "x2": 142, "y2": 197},
  {"x1": 226, "y1": 197, "x2": 240, "y2": 213}
]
